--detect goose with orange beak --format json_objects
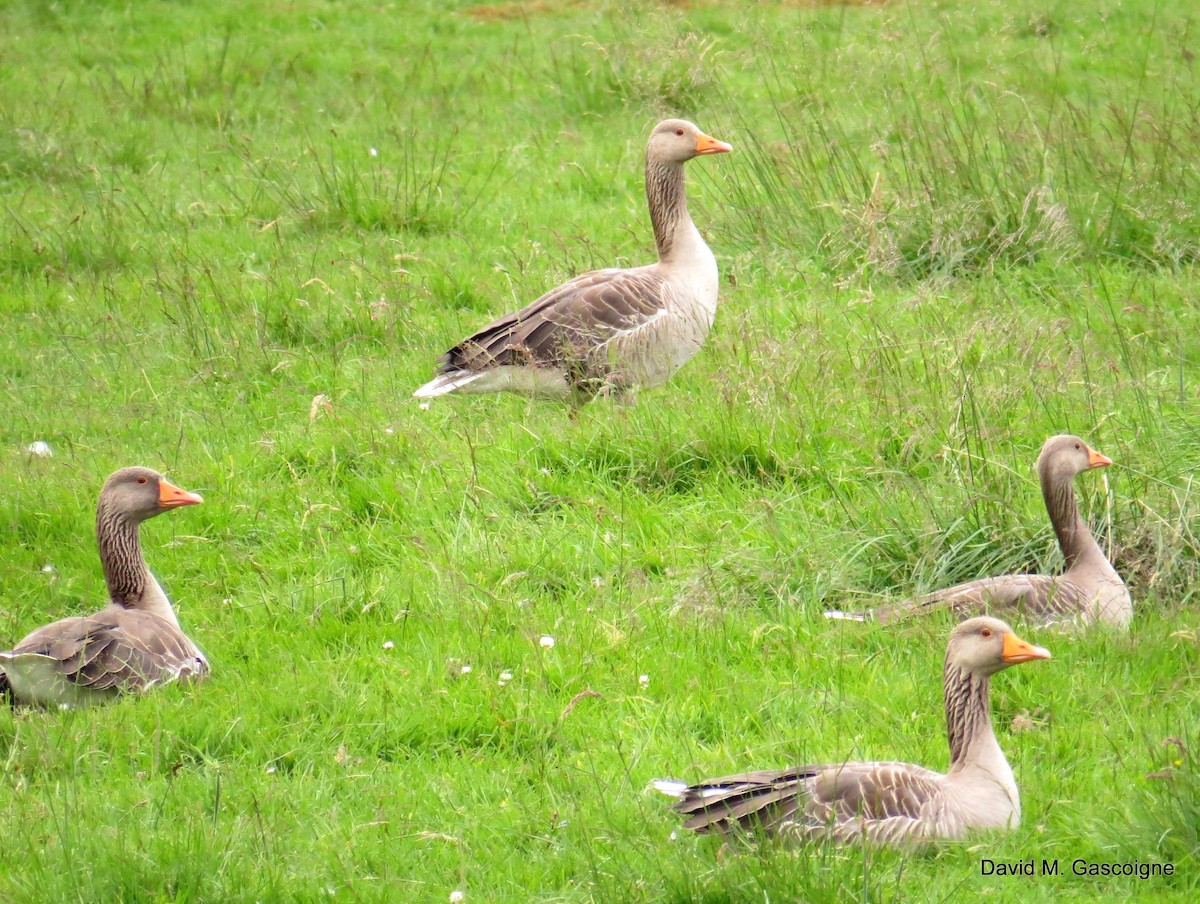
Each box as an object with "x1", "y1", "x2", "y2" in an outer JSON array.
[
  {"x1": 414, "y1": 119, "x2": 733, "y2": 405},
  {"x1": 0, "y1": 467, "x2": 209, "y2": 708},
  {"x1": 827, "y1": 435, "x2": 1131, "y2": 628},
  {"x1": 655, "y1": 617, "x2": 1050, "y2": 846}
]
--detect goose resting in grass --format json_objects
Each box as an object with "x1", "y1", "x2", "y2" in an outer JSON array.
[
  {"x1": 826, "y1": 435, "x2": 1130, "y2": 629},
  {"x1": 413, "y1": 119, "x2": 732, "y2": 404},
  {"x1": 0, "y1": 467, "x2": 209, "y2": 708},
  {"x1": 655, "y1": 617, "x2": 1050, "y2": 846}
]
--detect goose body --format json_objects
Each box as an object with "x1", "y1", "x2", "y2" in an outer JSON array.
[
  {"x1": 828, "y1": 436, "x2": 1131, "y2": 628},
  {"x1": 0, "y1": 467, "x2": 209, "y2": 708},
  {"x1": 414, "y1": 119, "x2": 732, "y2": 404},
  {"x1": 655, "y1": 617, "x2": 1050, "y2": 846}
]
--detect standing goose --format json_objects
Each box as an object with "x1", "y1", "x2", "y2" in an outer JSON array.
[
  {"x1": 0, "y1": 467, "x2": 209, "y2": 708},
  {"x1": 827, "y1": 435, "x2": 1131, "y2": 628},
  {"x1": 655, "y1": 617, "x2": 1050, "y2": 845},
  {"x1": 413, "y1": 119, "x2": 732, "y2": 404}
]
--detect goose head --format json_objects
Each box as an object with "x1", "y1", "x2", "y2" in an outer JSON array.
[
  {"x1": 100, "y1": 467, "x2": 204, "y2": 524},
  {"x1": 647, "y1": 119, "x2": 732, "y2": 165},
  {"x1": 1037, "y1": 434, "x2": 1112, "y2": 483},
  {"x1": 948, "y1": 616, "x2": 1051, "y2": 677}
]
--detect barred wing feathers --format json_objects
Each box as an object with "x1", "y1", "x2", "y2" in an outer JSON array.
[
  {"x1": 832, "y1": 574, "x2": 1092, "y2": 627},
  {"x1": 663, "y1": 761, "x2": 954, "y2": 844},
  {"x1": 436, "y1": 268, "x2": 669, "y2": 376},
  {"x1": 7, "y1": 606, "x2": 207, "y2": 700}
]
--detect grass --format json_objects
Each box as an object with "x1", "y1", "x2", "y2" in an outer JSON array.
[{"x1": 1, "y1": 0, "x2": 1198, "y2": 900}]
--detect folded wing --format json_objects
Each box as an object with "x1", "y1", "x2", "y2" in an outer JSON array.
[
  {"x1": 664, "y1": 761, "x2": 950, "y2": 844},
  {"x1": 7, "y1": 607, "x2": 207, "y2": 702},
  {"x1": 832, "y1": 573, "x2": 1092, "y2": 627},
  {"x1": 437, "y1": 268, "x2": 669, "y2": 380}
]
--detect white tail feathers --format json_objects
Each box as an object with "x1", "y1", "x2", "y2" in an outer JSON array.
[
  {"x1": 412, "y1": 370, "x2": 486, "y2": 399},
  {"x1": 651, "y1": 779, "x2": 689, "y2": 798},
  {"x1": 823, "y1": 610, "x2": 868, "y2": 621}
]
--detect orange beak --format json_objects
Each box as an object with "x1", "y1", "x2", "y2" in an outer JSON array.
[
  {"x1": 159, "y1": 478, "x2": 204, "y2": 509},
  {"x1": 1001, "y1": 632, "x2": 1052, "y2": 664},
  {"x1": 1087, "y1": 446, "x2": 1113, "y2": 469},
  {"x1": 695, "y1": 131, "x2": 733, "y2": 155}
]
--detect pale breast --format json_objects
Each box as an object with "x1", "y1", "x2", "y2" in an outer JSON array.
[{"x1": 944, "y1": 765, "x2": 1021, "y2": 831}]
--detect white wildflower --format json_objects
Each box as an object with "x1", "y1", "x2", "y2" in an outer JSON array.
[
  {"x1": 449, "y1": 892, "x2": 465, "y2": 904},
  {"x1": 369, "y1": 147, "x2": 379, "y2": 158},
  {"x1": 639, "y1": 674, "x2": 650, "y2": 689},
  {"x1": 382, "y1": 640, "x2": 394, "y2": 651},
  {"x1": 26, "y1": 441, "x2": 52, "y2": 457},
  {"x1": 459, "y1": 664, "x2": 472, "y2": 675},
  {"x1": 539, "y1": 635, "x2": 555, "y2": 649},
  {"x1": 419, "y1": 402, "x2": 430, "y2": 411}
]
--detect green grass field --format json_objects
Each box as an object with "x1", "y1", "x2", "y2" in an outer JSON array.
[{"x1": 2, "y1": 0, "x2": 1198, "y2": 900}]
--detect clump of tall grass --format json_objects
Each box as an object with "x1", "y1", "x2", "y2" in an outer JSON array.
[
  {"x1": 0, "y1": 126, "x2": 72, "y2": 183},
  {"x1": 588, "y1": 30, "x2": 721, "y2": 115},
  {"x1": 713, "y1": 29, "x2": 1200, "y2": 278},
  {"x1": 523, "y1": 6, "x2": 727, "y2": 121},
  {"x1": 1113, "y1": 462, "x2": 1200, "y2": 606},
  {"x1": 230, "y1": 124, "x2": 479, "y2": 236},
  {"x1": 1106, "y1": 734, "x2": 1200, "y2": 883}
]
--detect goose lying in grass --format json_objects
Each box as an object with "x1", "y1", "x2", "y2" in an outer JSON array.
[
  {"x1": 826, "y1": 435, "x2": 1130, "y2": 628},
  {"x1": 0, "y1": 467, "x2": 209, "y2": 708},
  {"x1": 655, "y1": 617, "x2": 1050, "y2": 846},
  {"x1": 413, "y1": 119, "x2": 732, "y2": 405}
]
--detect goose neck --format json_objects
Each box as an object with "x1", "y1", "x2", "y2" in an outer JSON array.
[
  {"x1": 645, "y1": 158, "x2": 691, "y2": 261},
  {"x1": 1041, "y1": 469, "x2": 1100, "y2": 570},
  {"x1": 96, "y1": 502, "x2": 151, "y2": 609},
  {"x1": 944, "y1": 661, "x2": 995, "y2": 769}
]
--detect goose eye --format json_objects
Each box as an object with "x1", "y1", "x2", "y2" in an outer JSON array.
[
  {"x1": 137, "y1": 477, "x2": 148, "y2": 484},
  {"x1": 1074, "y1": 443, "x2": 1081, "y2": 449},
  {"x1": 980, "y1": 628, "x2": 992, "y2": 638},
  {"x1": 675, "y1": 128, "x2": 684, "y2": 136}
]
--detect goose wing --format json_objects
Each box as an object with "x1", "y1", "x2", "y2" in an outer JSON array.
[
  {"x1": 437, "y1": 268, "x2": 669, "y2": 375},
  {"x1": 665, "y1": 761, "x2": 947, "y2": 843},
  {"x1": 837, "y1": 573, "x2": 1093, "y2": 627},
  {"x1": 11, "y1": 608, "x2": 207, "y2": 694}
]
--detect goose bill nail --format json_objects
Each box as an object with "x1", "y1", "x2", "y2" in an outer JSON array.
[
  {"x1": 159, "y1": 480, "x2": 204, "y2": 507},
  {"x1": 1001, "y1": 633, "x2": 1051, "y2": 663}
]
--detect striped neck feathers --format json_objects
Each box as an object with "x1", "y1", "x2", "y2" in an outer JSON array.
[
  {"x1": 1040, "y1": 467, "x2": 1099, "y2": 570},
  {"x1": 645, "y1": 157, "x2": 690, "y2": 261},
  {"x1": 95, "y1": 501, "x2": 174, "y2": 621},
  {"x1": 944, "y1": 659, "x2": 994, "y2": 768}
]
